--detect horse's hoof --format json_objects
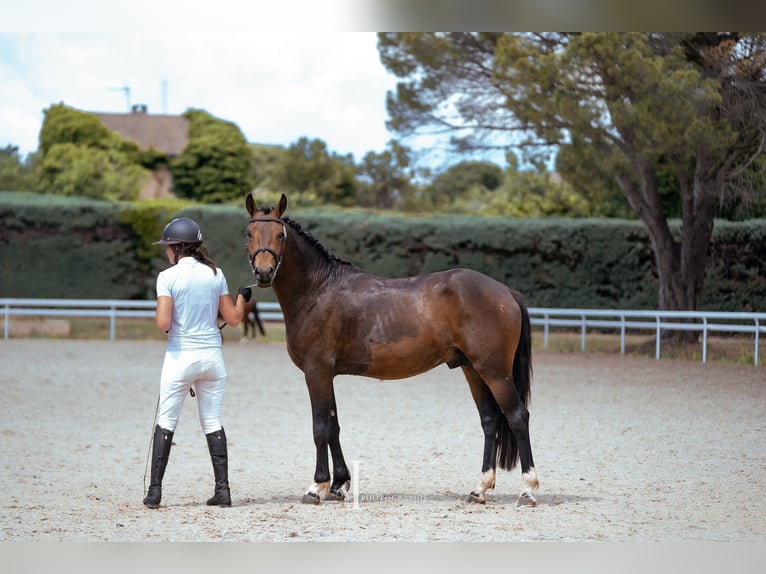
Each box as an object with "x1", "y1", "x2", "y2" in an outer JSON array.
[
  {"x1": 516, "y1": 492, "x2": 537, "y2": 507},
  {"x1": 467, "y1": 492, "x2": 486, "y2": 504},
  {"x1": 302, "y1": 492, "x2": 322, "y2": 505},
  {"x1": 327, "y1": 483, "x2": 348, "y2": 501},
  {"x1": 326, "y1": 489, "x2": 346, "y2": 501}
]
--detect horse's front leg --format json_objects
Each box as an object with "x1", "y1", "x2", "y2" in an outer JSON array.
[
  {"x1": 302, "y1": 376, "x2": 349, "y2": 504},
  {"x1": 326, "y1": 390, "x2": 350, "y2": 500}
]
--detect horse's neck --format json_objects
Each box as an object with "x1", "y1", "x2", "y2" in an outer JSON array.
[{"x1": 272, "y1": 236, "x2": 329, "y2": 312}]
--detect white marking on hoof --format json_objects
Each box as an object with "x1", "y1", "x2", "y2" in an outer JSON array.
[
  {"x1": 468, "y1": 469, "x2": 495, "y2": 503},
  {"x1": 303, "y1": 481, "x2": 330, "y2": 503},
  {"x1": 517, "y1": 468, "x2": 539, "y2": 507},
  {"x1": 522, "y1": 468, "x2": 540, "y2": 492}
]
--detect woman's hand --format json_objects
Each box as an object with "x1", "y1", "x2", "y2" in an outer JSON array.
[{"x1": 237, "y1": 286, "x2": 252, "y2": 302}]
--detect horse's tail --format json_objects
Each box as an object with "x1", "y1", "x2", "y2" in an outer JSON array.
[
  {"x1": 511, "y1": 289, "x2": 532, "y2": 408},
  {"x1": 497, "y1": 289, "x2": 533, "y2": 471}
]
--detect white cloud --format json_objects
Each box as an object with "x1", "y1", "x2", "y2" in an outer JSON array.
[{"x1": 0, "y1": 31, "x2": 398, "y2": 161}]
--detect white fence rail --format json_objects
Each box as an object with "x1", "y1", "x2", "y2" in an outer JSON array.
[
  {"x1": 2, "y1": 298, "x2": 764, "y2": 366},
  {"x1": 530, "y1": 308, "x2": 765, "y2": 366},
  {"x1": 0, "y1": 298, "x2": 285, "y2": 342}
]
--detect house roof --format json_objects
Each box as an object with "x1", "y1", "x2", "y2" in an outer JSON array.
[{"x1": 94, "y1": 106, "x2": 190, "y2": 156}]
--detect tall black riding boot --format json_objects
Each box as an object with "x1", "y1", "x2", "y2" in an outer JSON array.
[
  {"x1": 143, "y1": 425, "x2": 173, "y2": 509},
  {"x1": 206, "y1": 428, "x2": 231, "y2": 507}
]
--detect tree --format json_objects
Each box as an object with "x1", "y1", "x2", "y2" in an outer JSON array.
[
  {"x1": 0, "y1": 145, "x2": 36, "y2": 191},
  {"x1": 39, "y1": 103, "x2": 114, "y2": 157},
  {"x1": 36, "y1": 104, "x2": 149, "y2": 200},
  {"x1": 169, "y1": 109, "x2": 253, "y2": 203},
  {"x1": 379, "y1": 32, "x2": 766, "y2": 317},
  {"x1": 356, "y1": 140, "x2": 415, "y2": 209},
  {"x1": 37, "y1": 142, "x2": 147, "y2": 200},
  {"x1": 271, "y1": 137, "x2": 357, "y2": 207},
  {"x1": 428, "y1": 160, "x2": 504, "y2": 207},
  {"x1": 250, "y1": 143, "x2": 287, "y2": 191}
]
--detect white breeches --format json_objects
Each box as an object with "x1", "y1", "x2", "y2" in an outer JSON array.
[{"x1": 156, "y1": 347, "x2": 227, "y2": 434}]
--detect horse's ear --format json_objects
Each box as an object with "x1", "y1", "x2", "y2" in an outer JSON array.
[
  {"x1": 276, "y1": 193, "x2": 288, "y2": 218},
  {"x1": 245, "y1": 192, "x2": 256, "y2": 217}
]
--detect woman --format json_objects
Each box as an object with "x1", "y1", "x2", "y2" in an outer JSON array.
[{"x1": 143, "y1": 217, "x2": 251, "y2": 509}]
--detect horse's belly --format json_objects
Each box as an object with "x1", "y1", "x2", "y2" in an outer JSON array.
[{"x1": 361, "y1": 343, "x2": 446, "y2": 380}]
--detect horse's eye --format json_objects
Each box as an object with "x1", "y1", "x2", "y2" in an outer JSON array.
[
  {"x1": 278, "y1": 232, "x2": 286, "y2": 240},
  {"x1": 245, "y1": 231, "x2": 252, "y2": 239}
]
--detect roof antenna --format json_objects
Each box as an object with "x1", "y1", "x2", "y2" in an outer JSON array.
[{"x1": 108, "y1": 85, "x2": 131, "y2": 112}]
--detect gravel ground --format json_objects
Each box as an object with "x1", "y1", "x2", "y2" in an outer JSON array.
[{"x1": 1, "y1": 338, "x2": 765, "y2": 544}]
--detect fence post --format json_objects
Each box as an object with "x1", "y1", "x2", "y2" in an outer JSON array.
[
  {"x1": 580, "y1": 314, "x2": 586, "y2": 352},
  {"x1": 620, "y1": 315, "x2": 626, "y2": 355},
  {"x1": 655, "y1": 317, "x2": 661, "y2": 360},
  {"x1": 3, "y1": 303, "x2": 8, "y2": 340},
  {"x1": 756, "y1": 318, "x2": 760, "y2": 367},
  {"x1": 702, "y1": 318, "x2": 708, "y2": 363},
  {"x1": 109, "y1": 305, "x2": 116, "y2": 341}
]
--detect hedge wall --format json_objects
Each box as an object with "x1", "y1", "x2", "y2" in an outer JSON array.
[
  {"x1": 1, "y1": 192, "x2": 764, "y2": 311},
  {"x1": 0, "y1": 192, "x2": 146, "y2": 299}
]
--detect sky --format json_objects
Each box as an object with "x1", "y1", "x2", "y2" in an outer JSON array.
[
  {"x1": 0, "y1": 31, "x2": 409, "y2": 164},
  {"x1": 3, "y1": 2, "x2": 735, "y2": 170}
]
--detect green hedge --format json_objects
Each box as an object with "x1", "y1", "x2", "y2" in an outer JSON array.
[
  {"x1": 0, "y1": 192, "x2": 147, "y2": 298},
  {"x1": 1, "y1": 192, "x2": 764, "y2": 311}
]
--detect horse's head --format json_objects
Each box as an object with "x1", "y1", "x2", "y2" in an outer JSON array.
[{"x1": 244, "y1": 192, "x2": 289, "y2": 287}]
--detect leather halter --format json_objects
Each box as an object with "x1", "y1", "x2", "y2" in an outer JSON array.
[{"x1": 246, "y1": 217, "x2": 287, "y2": 281}]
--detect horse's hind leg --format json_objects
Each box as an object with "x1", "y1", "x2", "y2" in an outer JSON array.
[
  {"x1": 481, "y1": 369, "x2": 538, "y2": 507},
  {"x1": 462, "y1": 366, "x2": 500, "y2": 503}
]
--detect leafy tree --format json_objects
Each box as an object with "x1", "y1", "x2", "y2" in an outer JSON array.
[
  {"x1": 169, "y1": 109, "x2": 253, "y2": 203},
  {"x1": 37, "y1": 142, "x2": 147, "y2": 201},
  {"x1": 39, "y1": 103, "x2": 114, "y2": 156},
  {"x1": 495, "y1": 165, "x2": 593, "y2": 217},
  {"x1": 36, "y1": 104, "x2": 150, "y2": 200},
  {"x1": 250, "y1": 143, "x2": 287, "y2": 191},
  {"x1": 0, "y1": 145, "x2": 36, "y2": 191},
  {"x1": 428, "y1": 160, "x2": 504, "y2": 207},
  {"x1": 38, "y1": 103, "x2": 145, "y2": 161},
  {"x1": 379, "y1": 32, "x2": 766, "y2": 317},
  {"x1": 271, "y1": 137, "x2": 357, "y2": 206},
  {"x1": 356, "y1": 140, "x2": 415, "y2": 208}
]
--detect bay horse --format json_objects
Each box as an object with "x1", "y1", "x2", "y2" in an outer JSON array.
[{"x1": 244, "y1": 192, "x2": 539, "y2": 506}]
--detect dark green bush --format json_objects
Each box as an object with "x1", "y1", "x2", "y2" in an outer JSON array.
[{"x1": 0, "y1": 192, "x2": 147, "y2": 298}]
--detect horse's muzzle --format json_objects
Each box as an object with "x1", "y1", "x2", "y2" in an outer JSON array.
[{"x1": 252, "y1": 265, "x2": 275, "y2": 287}]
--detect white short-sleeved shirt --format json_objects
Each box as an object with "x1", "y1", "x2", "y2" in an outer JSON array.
[{"x1": 156, "y1": 257, "x2": 230, "y2": 351}]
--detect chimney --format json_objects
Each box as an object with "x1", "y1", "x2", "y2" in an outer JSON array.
[{"x1": 131, "y1": 104, "x2": 148, "y2": 114}]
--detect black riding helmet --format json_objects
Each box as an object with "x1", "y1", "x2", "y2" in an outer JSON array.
[{"x1": 153, "y1": 218, "x2": 203, "y2": 245}]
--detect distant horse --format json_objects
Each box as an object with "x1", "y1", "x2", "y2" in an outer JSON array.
[
  {"x1": 241, "y1": 299, "x2": 266, "y2": 340},
  {"x1": 244, "y1": 192, "x2": 538, "y2": 506}
]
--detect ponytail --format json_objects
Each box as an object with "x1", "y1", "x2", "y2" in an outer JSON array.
[{"x1": 172, "y1": 243, "x2": 218, "y2": 274}]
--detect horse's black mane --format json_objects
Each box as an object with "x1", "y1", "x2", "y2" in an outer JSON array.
[
  {"x1": 283, "y1": 216, "x2": 352, "y2": 267},
  {"x1": 256, "y1": 206, "x2": 351, "y2": 267}
]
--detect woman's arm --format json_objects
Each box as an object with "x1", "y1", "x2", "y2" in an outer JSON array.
[
  {"x1": 219, "y1": 291, "x2": 248, "y2": 328},
  {"x1": 156, "y1": 295, "x2": 172, "y2": 331}
]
